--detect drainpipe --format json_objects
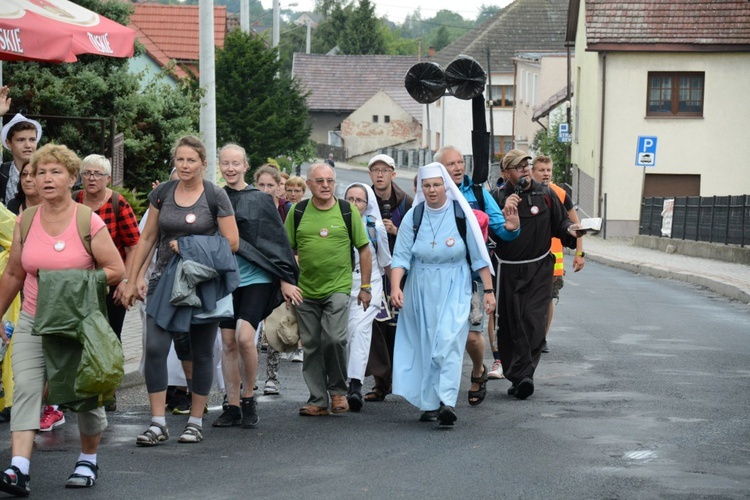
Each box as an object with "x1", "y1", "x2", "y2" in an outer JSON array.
[{"x1": 597, "y1": 52, "x2": 607, "y2": 216}]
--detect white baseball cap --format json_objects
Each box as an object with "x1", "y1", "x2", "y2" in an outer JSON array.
[{"x1": 367, "y1": 154, "x2": 395, "y2": 170}]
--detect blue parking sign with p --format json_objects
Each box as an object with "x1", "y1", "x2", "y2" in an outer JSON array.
[{"x1": 636, "y1": 136, "x2": 657, "y2": 167}]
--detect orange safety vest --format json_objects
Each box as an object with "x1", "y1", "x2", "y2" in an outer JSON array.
[{"x1": 549, "y1": 183, "x2": 566, "y2": 277}]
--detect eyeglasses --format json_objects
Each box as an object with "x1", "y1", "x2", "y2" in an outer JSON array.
[
  {"x1": 444, "y1": 160, "x2": 465, "y2": 168},
  {"x1": 421, "y1": 182, "x2": 445, "y2": 191},
  {"x1": 313, "y1": 178, "x2": 335, "y2": 185},
  {"x1": 81, "y1": 171, "x2": 107, "y2": 179},
  {"x1": 369, "y1": 168, "x2": 393, "y2": 175},
  {"x1": 219, "y1": 161, "x2": 244, "y2": 168},
  {"x1": 346, "y1": 197, "x2": 367, "y2": 205},
  {"x1": 508, "y1": 162, "x2": 531, "y2": 173}
]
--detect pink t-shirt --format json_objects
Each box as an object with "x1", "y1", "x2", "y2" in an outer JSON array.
[{"x1": 20, "y1": 205, "x2": 106, "y2": 316}]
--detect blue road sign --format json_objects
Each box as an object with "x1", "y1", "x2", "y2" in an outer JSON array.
[
  {"x1": 636, "y1": 136, "x2": 657, "y2": 167},
  {"x1": 557, "y1": 123, "x2": 571, "y2": 143}
]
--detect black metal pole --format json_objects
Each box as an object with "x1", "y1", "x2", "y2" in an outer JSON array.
[{"x1": 487, "y1": 47, "x2": 495, "y2": 183}]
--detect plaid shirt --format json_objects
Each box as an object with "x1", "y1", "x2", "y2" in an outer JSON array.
[{"x1": 75, "y1": 191, "x2": 140, "y2": 261}]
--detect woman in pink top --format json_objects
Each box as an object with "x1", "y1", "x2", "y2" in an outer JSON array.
[{"x1": 0, "y1": 144, "x2": 124, "y2": 495}]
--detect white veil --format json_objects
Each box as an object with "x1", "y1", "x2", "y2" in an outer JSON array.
[{"x1": 414, "y1": 162, "x2": 493, "y2": 273}]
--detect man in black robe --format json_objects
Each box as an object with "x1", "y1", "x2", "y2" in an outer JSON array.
[{"x1": 491, "y1": 150, "x2": 582, "y2": 399}]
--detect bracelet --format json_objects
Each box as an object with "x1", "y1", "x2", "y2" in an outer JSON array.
[
  {"x1": 575, "y1": 251, "x2": 586, "y2": 257},
  {"x1": 360, "y1": 284, "x2": 372, "y2": 289},
  {"x1": 360, "y1": 288, "x2": 372, "y2": 295},
  {"x1": 483, "y1": 288, "x2": 494, "y2": 294}
]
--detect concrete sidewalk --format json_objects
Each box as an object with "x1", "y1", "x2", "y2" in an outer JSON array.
[{"x1": 584, "y1": 236, "x2": 750, "y2": 304}]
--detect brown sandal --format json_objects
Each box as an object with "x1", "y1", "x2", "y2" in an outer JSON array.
[{"x1": 363, "y1": 386, "x2": 386, "y2": 402}]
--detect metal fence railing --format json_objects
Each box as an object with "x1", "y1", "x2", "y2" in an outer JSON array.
[{"x1": 640, "y1": 195, "x2": 750, "y2": 247}]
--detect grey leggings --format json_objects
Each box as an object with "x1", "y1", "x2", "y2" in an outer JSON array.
[{"x1": 144, "y1": 316, "x2": 218, "y2": 396}]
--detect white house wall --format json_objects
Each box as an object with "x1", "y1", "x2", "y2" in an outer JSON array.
[
  {"x1": 514, "y1": 55, "x2": 569, "y2": 151},
  {"x1": 571, "y1": 8, "x2": 605, "y2": 222},
  {"x1": 600, "y1": 52, "x2": 750, "y2": 236},
  {"x1": 341, "y1": 90, "x2": 421, "y2": 158},
  {"x1": 424, "y1": 72, "x2": 514, "y2": 155}
]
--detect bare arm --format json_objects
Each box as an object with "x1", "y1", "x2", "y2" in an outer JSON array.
[
  {"x1": 0, "y1": 224, "x2": 26, "y2": 343},
  {"x1": 568, "y1": 206, "x2": 585, "y2": 272},
  {"x1": 121, "y1": 204, "x2": 161, "y2": 306},
  {"x1": 357, "y1": 244, "x2": 372, "y2": 310},
  {"x1": 91, "y1": 227, "x2": 125, "y2": 285},
  {"x1": 478, "y1": 266, "x2": 496, "y2": 315},
  {"x1": 113, "y1": 244, "x2": 135, "y2": 304},
  {"x1": 390, "y1": 267, "x2": 406, "y2": 309},
  {"x1": 218, "y1": 215, "x2": 239, "y2": 253}
]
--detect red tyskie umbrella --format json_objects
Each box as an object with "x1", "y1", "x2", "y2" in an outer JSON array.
[{"x1": 0, "y1": 0, "x2": 135, "y2": 63}]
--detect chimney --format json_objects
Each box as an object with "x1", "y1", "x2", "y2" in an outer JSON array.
[{"x1": 428, "y1": 46, "x2": 435, "y2": 58}]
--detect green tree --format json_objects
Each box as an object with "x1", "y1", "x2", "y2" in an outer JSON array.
[
  {"x1": 312, "y1": 3, "x2": 352, "y2": 53},
  {"x1": 476, "y1": 4, "x2": 502, "y2": 25},
  {"x1": 278, "y1": 22, "x2": 309, "y2": 77},
  {"x1": 432, "y1": 26, "x2": 451, "y2": 52},
  {"x1": 2, "y1": 0, "x2": 201, "y2": 195},
  {"x1": 381, "y1": 25, "x2": 418, "y2": 55},
  {"x1": 215, "y1": 30, "x2": 311, "y2": 172},
  {"x1": 339, "y1": 0, "x2": 386, "y2": 55},
  {"x1": 531, "y1": 116, "x2": 570, "y2": 184},
  {"x1": 315, "y1": 0, "x2": 347, "y2": 18}
]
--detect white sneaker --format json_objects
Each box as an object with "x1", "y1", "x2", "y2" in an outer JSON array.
[
  {"x1": 264, "y1": 379, "x2": 280, "y2": 395},
  {"x1": 487, "y1": 360, "x2": 504, "y2": 379},
  {"x1": 291, "y1": 348, "x2": 303, "y2": 363}
]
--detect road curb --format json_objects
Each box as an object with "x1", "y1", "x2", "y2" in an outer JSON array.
[{"x1": 586, "y1": 254, "x2": 750, "y2": 304}]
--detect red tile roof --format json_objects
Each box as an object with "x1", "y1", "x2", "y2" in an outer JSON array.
[
  {"x1": 582, "y1": 0, "x2": 750, "y2": 51},
  {"x1": 129, "y1": 4, "x2": 227, "y2": 78}
]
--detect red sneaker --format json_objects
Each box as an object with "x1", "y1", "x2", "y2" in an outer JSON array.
[{"x1": 39, "y1": 406, "x2": 65, "y2": 432}]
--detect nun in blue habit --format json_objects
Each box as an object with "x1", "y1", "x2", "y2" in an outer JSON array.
[{"x1": 389, "y1": 162, "x2": 496, "y2": 428}]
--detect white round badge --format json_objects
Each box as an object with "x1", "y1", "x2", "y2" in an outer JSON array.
[
  {"x1": 319, "y1": 228, "x2": 329, "y2": 238},
  {"x1": 530, "y1": 206, "x2": 540, "y2": 215},
  {"x1": 446, "y1": 237, "x2": 455, "y2": 247},
  {"x1": 54, "y1": 241, "x2": 66, "y2": 252},
  {"x1": 185, "y1": 213, "x2": 197, "y2": 224}
]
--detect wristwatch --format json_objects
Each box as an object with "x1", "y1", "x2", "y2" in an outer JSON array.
[{"x1": 575, "y1": 251, "x2": 586, "y2": 258}]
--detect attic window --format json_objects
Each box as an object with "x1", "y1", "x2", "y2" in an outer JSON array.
[
  {"x1": 372, "y1": 115, "x2": 379, "y2": 123},
  {"x1": 384, "y1": 115, "x2": 390, "y2": 123}
]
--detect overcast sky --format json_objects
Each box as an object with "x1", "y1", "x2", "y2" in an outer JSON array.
[{"x1": 273, "y1": 0, "x2": 513, "y2": 25}]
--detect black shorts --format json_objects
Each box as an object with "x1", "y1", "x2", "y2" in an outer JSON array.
[{"x1": 218, "y1": 282, "x2": 277, "y2": 330}]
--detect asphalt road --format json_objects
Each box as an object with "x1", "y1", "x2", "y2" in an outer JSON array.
[{"x1": 3, "y1": 255, "x2": 749, "y2": 498}]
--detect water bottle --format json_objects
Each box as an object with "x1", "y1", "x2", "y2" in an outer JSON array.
[{"x1": 0, "y1": 321, "x2": 13, "y2": 362}]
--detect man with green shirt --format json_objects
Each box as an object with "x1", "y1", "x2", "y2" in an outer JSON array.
[{"x1": 286, "y1": 163, "x2": 372, "y2": 416}]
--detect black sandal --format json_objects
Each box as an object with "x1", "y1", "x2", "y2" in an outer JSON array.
[
  {"x1": 0, "y1": 465, "x2": 30, "y2": 496},
  {"x1": 468, "y1": 364, "x2": 489, "y2": 406},
  {"x1": 65, "y1": 460, "x2": 98, "y2": 488},
  {"x1": 363, "y1": 386, "x2": 386, "y2": 402}
]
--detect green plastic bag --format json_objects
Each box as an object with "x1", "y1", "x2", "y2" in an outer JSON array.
[{"x1": 33, "y1": 269, "x2": 124, "y2": 409}]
